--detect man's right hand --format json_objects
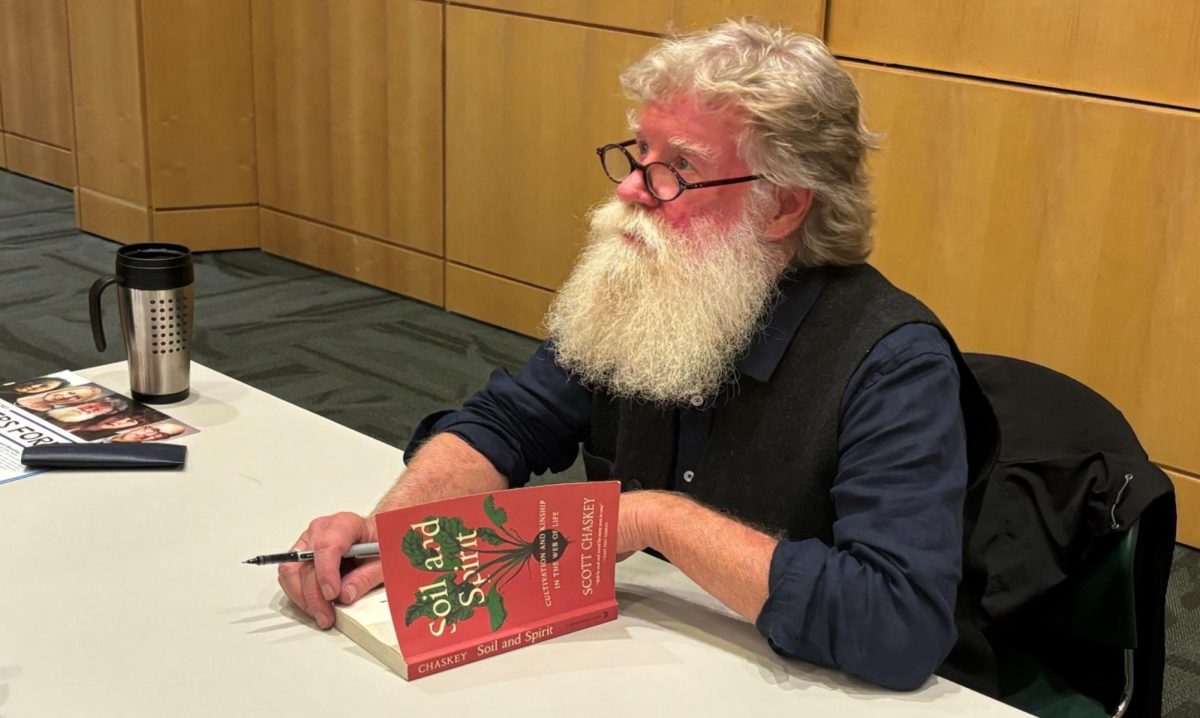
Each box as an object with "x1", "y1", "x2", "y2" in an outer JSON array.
[
  {"x1": 278, "y1": 511, "x2": 382, "y2": 629},
  {"x1": 279, "y1": 434, "x2": 509, "y2": 629}
]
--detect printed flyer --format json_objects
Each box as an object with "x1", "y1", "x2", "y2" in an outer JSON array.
[{"x1": 0, "y1": 370, "x2": 198, "y2": 485}]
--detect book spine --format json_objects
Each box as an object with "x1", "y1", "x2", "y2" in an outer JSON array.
[{"x1": 404, "y1": 600, "x2": 618, "y2": 680}]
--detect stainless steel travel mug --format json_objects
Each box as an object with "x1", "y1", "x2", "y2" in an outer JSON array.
[{"x1": 89, "y1": 243, "x2": 195, "y2": 404}]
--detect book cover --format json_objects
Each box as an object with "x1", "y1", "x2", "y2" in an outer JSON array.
[{"x1": 361, "y1": 481, "x2": 620, "y2": 679}]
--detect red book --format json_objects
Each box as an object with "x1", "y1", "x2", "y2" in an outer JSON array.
[{"x1": 337, "y1": 481, "x2": 620, "y2": 679}]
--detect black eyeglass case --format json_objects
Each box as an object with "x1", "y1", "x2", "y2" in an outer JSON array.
[{"x1": 22, "y1": 442, "x2": 187, "y2": 469}]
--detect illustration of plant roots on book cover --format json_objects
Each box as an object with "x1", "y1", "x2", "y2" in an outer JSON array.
[{"x1": 373, "y1": 481, "x2": 621, "y2": 678}]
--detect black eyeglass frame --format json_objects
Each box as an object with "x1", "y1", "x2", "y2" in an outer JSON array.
[{"x1": 596, "y1": 139, "x2": 762, "y2": 201}]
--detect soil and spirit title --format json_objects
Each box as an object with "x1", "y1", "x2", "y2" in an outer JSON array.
[{"x1": 401, "y1": 494, "x2": 588, "y2": 640}]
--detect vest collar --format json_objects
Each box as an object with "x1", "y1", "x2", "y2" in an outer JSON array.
[{"x1": 735, "y1": 266, "x2": 827, "y2": 383}]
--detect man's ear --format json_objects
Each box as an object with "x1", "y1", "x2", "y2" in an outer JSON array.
[{"x1": 762, "y1": 187, "x2": 813, "y2": 243}]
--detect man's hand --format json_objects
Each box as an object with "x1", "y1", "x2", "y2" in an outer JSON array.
[
  {"x1": 278, "y1": 512, "x2": 381, "y2": 629},
  {"x1": 278, "y1": 433, "x2": 509, "y2": 630}
]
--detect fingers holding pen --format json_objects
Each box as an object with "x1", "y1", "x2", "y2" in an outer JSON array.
[
  {"x1": 306, "y1": 515, "x2": 344, "y2": 605},
  {"x1": 277, "y1": 532, "x2": 310, "y2": 614},
  {"x1": 276, "y1": 513, "x2": 377, "y2": 630},
  {"x1": 300, "y1": 559, "x2": 335, "y2": 629},
  {"x1": 338, "y1": 559, "x2": 384, "y2": 605},
  {"x1": 310, "y1": 512, "x2": 376, "y2": 604}
]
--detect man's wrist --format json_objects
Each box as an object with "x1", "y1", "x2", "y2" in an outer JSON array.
[{"x1": 628, "y1": 490, "x2": 691, "y2": 554}]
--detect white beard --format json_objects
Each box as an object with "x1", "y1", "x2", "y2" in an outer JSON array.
[
  {"x1": 47, "y1": 406, "x2": 100, "y2": 423},
  {"x1": 546, "y1": 196, "x2": 786, "y2": 405}
]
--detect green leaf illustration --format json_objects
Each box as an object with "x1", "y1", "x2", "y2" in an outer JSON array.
[
  {"x1": 483, "y1": 495, "x2": 508, "y2": 529},
  {"x1": 404, "y1": 577, "x2": 447, "y2": 626},
  {"x1": 433, "y1": 517, "x2": 467, "y2": 570},
  {"x1": 402, "y1": 516, "x2": 470, "y2": 571},
  {"x1": 485, "y1": 584, "x2": 507, "y2": 631},
  {"x1": 402, "y1": 526, "x2": 441, "y2": 570},
  {"x1": 404, "y1": 573, "x2": 489, "y2": 630},
  {"x1": 447, "y1": 601, "x2": 476, "y2": 625},
  {"x1": 476, "y1": 527, "x2": 504, "y2": 546},
  {"x1": 405, "y1": 600, "x2": 437, "y2": 626}
]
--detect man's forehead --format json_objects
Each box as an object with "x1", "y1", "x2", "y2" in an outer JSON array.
[{"x1": 628, "y1": 97, "x2": 742, "y2": 159}]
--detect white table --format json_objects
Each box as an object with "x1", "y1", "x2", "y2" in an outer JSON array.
[{"x1": 0, "y1": 363, "x2": 1029, "y2": 716}]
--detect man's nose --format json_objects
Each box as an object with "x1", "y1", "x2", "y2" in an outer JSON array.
[{"x1": 615, "y1": 170, "x2": 658, "y2": 208}]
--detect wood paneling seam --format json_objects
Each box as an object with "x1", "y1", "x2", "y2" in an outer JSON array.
[
  {"x1": 441, "y1": 1, "x2": 448, "y2": 300},
  {"x1": 447, "y1": 2, "x2": 662, "y2": 39},
  {"x1": 156, "y1": 202, "x2": 258, "y2": 212},
  {"x1": 0, "y1": 130, "x2": 71, "y2": 153},
  {"x1": 838, "y1": 56, "x2": 1200, "y2": 116},
  {"x1": 62, "y1": 0, "x2": 82, "y2": 190},
  {"x1": 134, "y1": 0, "x2": 154, "y2": 209},
  {"x1": 447, "y1": 260, "x2": 562, "y2": 294},
  {"x1": 246, "y1": 0, "x2": 260, "y2": 218},
  {"x1": 261, "y1": 204, "x2": 446, "y2": 262},
  {"x1": 1158, "y1": 463, "x2": 1200, "y2": 482}
]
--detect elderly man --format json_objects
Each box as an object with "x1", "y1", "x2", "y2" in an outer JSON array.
[
  {"x1": 68, "y1": 408, "x2": 157, "y2": 440},
  {"x1": 46, "y1": 396, "x2": 130, "y2": 424},
  {"x1": 15, "y1": 384, "x2": 103, "y2": 412},
  {"x1": 281, "y1": 20, "x2": 993, "y2": 692},
  {"x1": 106, "y1": 421, "x2": 186, "y2": 443},
  {"x1": 2, "y1": 376, "x2": 66, "y2": 398}
]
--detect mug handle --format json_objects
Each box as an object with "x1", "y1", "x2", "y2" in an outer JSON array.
[{"x1": 89, "y1": 275, "x2": 123, "y2": 352}]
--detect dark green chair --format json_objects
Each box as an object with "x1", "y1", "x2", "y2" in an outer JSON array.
[
  {"x1": 963, "y1": 354, "x2": 1175, "y2": 717},
  {"x1": 995, "y1": 523, "x2": 1139, "y2": 718}
]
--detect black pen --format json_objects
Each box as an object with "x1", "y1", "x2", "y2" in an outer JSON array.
[{"x1": 243, "y1": 542, "x2": 380, "y2": 565}]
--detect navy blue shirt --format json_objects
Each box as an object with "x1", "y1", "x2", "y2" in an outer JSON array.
[{"x1": 406, "y1": 270, "x2": 968, "y2": 690}]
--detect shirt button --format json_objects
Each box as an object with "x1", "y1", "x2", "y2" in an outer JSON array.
[
  {"x1": 682, "y1": 470, "x2": 695, "y2": 483},
  {"x1": 689, "y1": 395, "x2": 704, "y2": 407}
]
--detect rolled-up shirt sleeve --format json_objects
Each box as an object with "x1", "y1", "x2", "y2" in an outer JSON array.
[
  {"x1": 404, "y1": 341, "x2": 591, "y2": 486},
  {"x1": 754, "y1": 323, "x2": 968, "y2": 691}
]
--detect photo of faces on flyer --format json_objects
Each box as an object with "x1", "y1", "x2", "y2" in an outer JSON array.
[{"x1": 0, "y1": 372, "x2": 197, "y2": 443}]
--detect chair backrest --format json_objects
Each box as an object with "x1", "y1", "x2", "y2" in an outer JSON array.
[
  {"x1": 1041, "y1": 523, "x2": 1139, "y2": 649},
  {"x1": 961, "y1": 354, "x2": 1175, "y2": 716}
]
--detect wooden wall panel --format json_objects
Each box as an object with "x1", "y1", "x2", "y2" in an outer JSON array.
[
  {"x1": 1166, "y1": 468, "x2": 1200, "y2": 548},
  {"x1": 253, "y1": 0, "x2": 332, "y2": 223},
  {"x1": 260, "y1": 208, "x2": 444, "y2": 306},
  {"x1": 4, "y1": 134, "x2": 75, "y2": 187},
  {"x1": 141, "y1": 0, "x2": 257, "y2": 207},
  {"x1": 0, "y1": 0, "x2": 75, "y2": 149},
  {"x1": 153, "y1": 206, "x2": 259, "y2": 251},
  {"x1": 76, "y1": 188, "x2": 152, "y2": 243},
  {"x1": 446, "y1": 8, "x2": 656, "y2": 289},
  {"x1": 446, "y1": 263, "x2": 554, "y2": 339},
  {"x1": 459, "y1": 0, "x2": 824, "y2": 36},
  {"x1": 384, "y1": 0, "x2": 443, "y2": 257},
  {"x1": 67, "y1": 0, "x2": 149, "y2": 204},
  {"x1": 828, "y1": 0, "x2": 1200, "y2": 110},
  {"x1": 253, "y1": 0, "x2": 442, "y2": 255},
  {"x1": 846, "y1": 63, "x2": 1200, "y2": 474}
]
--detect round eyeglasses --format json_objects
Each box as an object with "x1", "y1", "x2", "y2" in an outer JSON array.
[{"x1": 596, "y1": 139, "x2": 762, "y2": 202}]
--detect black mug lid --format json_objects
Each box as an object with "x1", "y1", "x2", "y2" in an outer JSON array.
[{"x1": 116, "y1": 243, "x2": 194, "y2": 290}]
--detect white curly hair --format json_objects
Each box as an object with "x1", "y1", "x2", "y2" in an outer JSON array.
[{"x1": 620, "y1": 19, "x2": 878, "y2": 266}]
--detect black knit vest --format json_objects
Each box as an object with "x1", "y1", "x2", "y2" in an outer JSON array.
[
  {"x1": 580, "y1": 263, "x2": 999, "y2": 693},
  {"x1": 581, "y1": 263, "x2": 996, "y2": 542}
]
